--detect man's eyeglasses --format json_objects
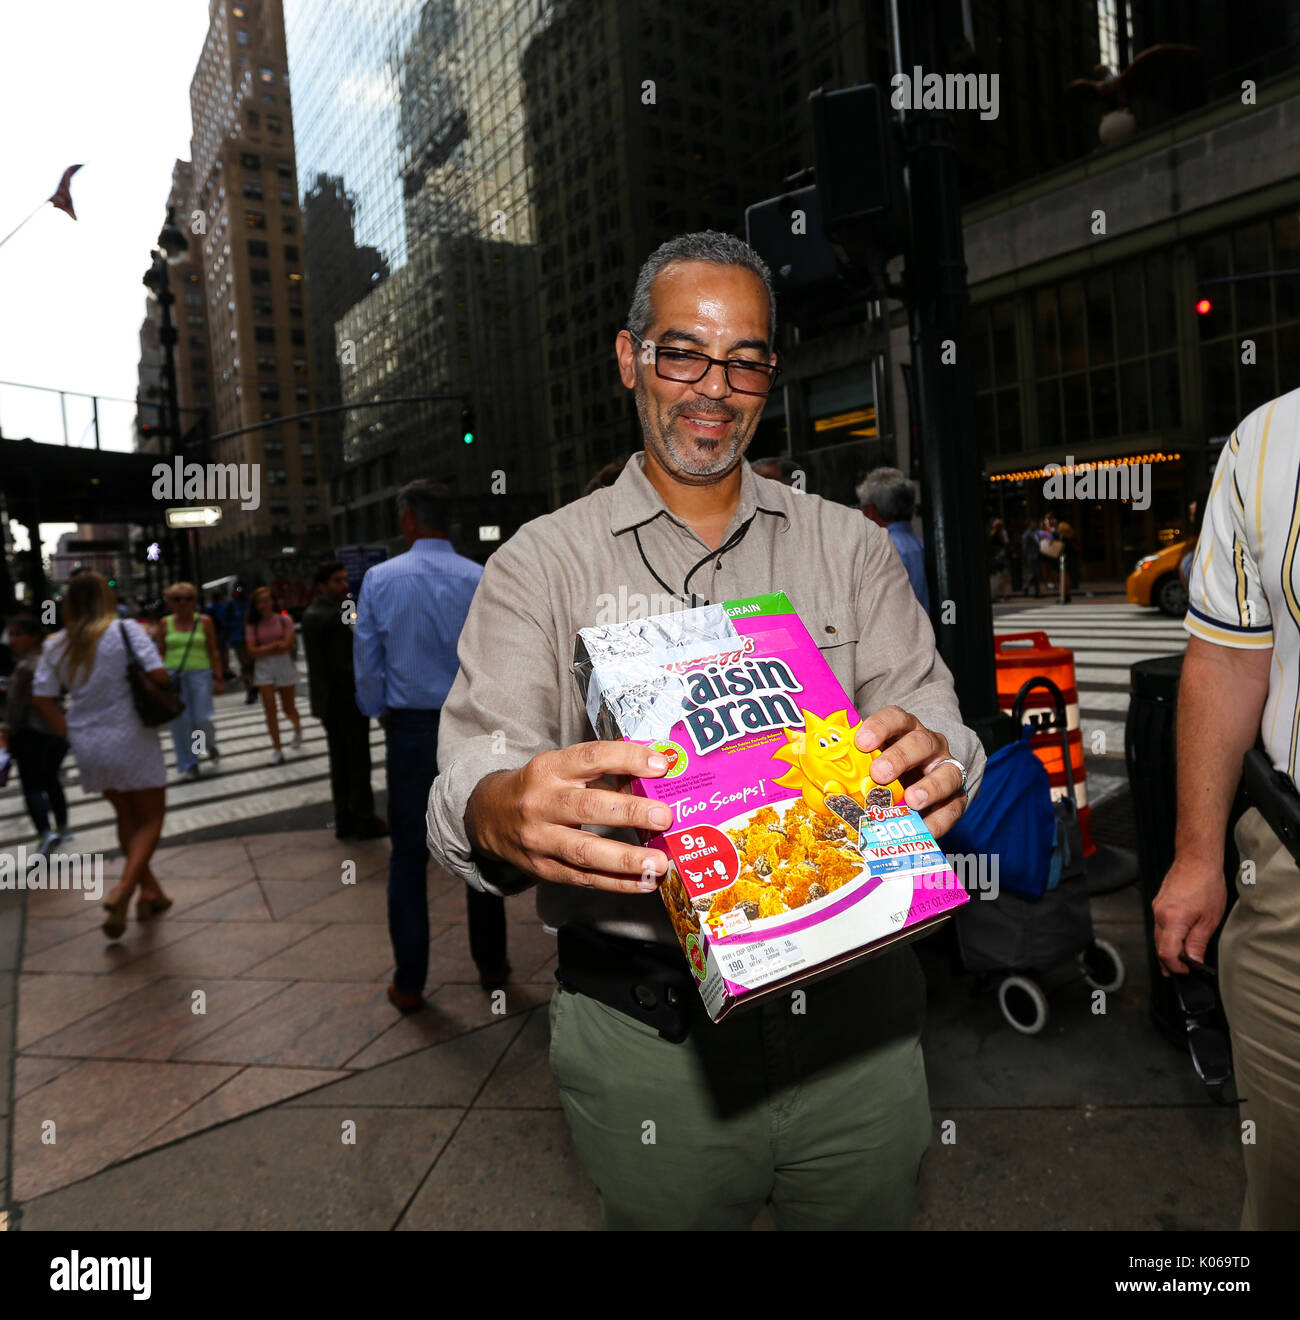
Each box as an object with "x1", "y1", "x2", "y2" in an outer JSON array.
[{"x1": 628, "y1": 330, "x2": 780, "y2": 396}]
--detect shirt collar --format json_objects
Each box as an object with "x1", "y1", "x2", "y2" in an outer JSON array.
[
  {"x1": 607, "y1": 451, "x2": 788, "y2": 537},
  {"x1": 409, "y1": 536, "x2": 453, "y2": 553}
]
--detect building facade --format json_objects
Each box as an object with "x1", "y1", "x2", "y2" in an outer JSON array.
[{"x1": 176, "y1": 0, "x2": 326, "y2": 580}]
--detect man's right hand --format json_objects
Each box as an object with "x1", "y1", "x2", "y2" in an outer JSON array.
[
  {"x1": 1152, "y1": 855, "x2": 1228, "y2": 975},
  {"x1": 465, "y1": 741, "x2": 673, "y2": 894}
]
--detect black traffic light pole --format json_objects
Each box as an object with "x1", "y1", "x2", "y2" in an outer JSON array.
[{"x1": 890, "y1": 0, "x2": 1010, "y2": 752}]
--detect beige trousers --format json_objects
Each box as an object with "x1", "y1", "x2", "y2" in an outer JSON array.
[{"x1": 1222, "y1": 807, "x2": 1300, "y2": 1229}]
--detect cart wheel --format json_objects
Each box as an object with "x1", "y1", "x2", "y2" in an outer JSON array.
[
  {"x1": 998, "y1": 975, "x2": 1049, "y2": 1034},
  {"x1": 1078, "y1": 938, "x2": 1125, "y2": 993}
]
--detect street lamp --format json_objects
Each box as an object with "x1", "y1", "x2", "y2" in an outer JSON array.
[{"x1": 143, "y1": 206, "x2": 192, "y2": 581}]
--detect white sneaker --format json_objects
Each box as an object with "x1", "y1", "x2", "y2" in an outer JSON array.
[
  {"x1": 270, "y1": 749, "x2": 285, "y2": 765},
  {"x1": 290, "y1": 732, "x2": 303, "y2": 752},
  {"x1": 37, "y1": 829, "x2": 59, "y2": 853}
]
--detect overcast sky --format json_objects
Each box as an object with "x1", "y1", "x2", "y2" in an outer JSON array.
[{"x1": 0, "y1": 0, "x2": 211, "y2": 555}]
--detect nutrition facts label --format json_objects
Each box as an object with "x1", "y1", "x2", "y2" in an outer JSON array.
[{"x1": 719, "y1": 936, "x2": 804, "y2": 988}]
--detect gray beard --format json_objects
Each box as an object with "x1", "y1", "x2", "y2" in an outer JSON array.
[{"x1": 635, "y1": 386, "x2": 746, "y2": 479}]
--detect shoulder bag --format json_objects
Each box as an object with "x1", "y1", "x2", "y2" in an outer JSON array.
[{"x1": 120, "y1": 621, "x2": 185, "y2": 727}]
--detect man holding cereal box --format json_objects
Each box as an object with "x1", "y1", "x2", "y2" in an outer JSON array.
[{"x1": 427, "y1": 231, "x2": 984, "y2": 1229}]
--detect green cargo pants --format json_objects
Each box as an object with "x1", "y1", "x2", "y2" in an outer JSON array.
[{"x1": 548, "y1": 944, "x2": 932, "y2": 1229}]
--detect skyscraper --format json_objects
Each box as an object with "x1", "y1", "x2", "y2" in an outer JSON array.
[{"x1": 180, "y1": 0, "x2": 325, "y2": 573}]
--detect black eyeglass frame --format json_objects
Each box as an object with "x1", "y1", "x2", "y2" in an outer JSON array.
[{"x1": 627, "y1": 330, "x2": 781, "y2": 396}]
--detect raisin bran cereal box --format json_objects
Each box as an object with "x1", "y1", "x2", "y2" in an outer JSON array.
[{"x1": 572, "y1": 592, "x2": 969, "y2": 1023}]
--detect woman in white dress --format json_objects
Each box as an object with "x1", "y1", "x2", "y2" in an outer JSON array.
[{"x1": 31, "y1": 571, "x2": 173, "y2": 939}]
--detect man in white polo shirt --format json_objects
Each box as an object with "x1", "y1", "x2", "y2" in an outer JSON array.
[{"x1": 1155, "y1": 388, "x2": 1300, "y2": 1229}]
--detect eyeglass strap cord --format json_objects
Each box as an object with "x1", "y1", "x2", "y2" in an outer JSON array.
[{"x1": 632, "y1": 512, "x2": 758, "y2": 609}]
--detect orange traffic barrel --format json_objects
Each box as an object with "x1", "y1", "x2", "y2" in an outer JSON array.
[{"x1": 994, "y1": 631, "x2": 1095, "y2": 856}]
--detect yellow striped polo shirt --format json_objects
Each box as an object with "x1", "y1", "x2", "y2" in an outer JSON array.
[{"x1": 1185, "y1": 388, "x2": 1300, "y2": 773}]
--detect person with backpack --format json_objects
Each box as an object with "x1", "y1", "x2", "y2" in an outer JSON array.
[{"x1": 245, "y1": 585, "x2": 303, "y2": 765}]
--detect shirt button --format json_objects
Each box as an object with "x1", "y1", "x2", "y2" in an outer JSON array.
[{"x1": 825, "y1": 625, "x2": 837, "y2": 635}]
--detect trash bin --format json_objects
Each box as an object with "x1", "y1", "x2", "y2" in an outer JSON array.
[{"x1": 1124, "y1": 655, "x2": 1188, "y2": 1045}]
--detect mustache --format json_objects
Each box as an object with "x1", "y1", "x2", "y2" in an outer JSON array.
[{"x1": 671, "y1": 402, "x2": 739, "y2": 422}]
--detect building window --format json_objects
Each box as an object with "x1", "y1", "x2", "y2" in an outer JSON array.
[
  {"x1": 249, "y1": 267, "x2": 270, "y2": 286},
  {"x1": 252, "y1": 295, "x2": 273, "y2": 318},
  {"x1": 284, "y1": 244, "x2": 298, "y2": 262},
  {"x1": 259, "y1": 383, "x2": 280, "y2": 400},
  {"x1": 189, "y1": 334, "x2": 206, "y2": 348},
  {"x1": 242, "y1": 180, "x2": 263, "y2": 200},
  {"x1": 281, "y1": 217, "x2": 296, "y2": 235},
  {"x1": 264, "y1": 437, "x2": 284, "y2": 455},
  {"x1": 301, "y1": 440, "x2": 314, "y2": 457},
  {"x1": 245, "y1": 109, "x2": 259, "y2": 129},
  {"x1": 279, "y1": 189, "x2": 295, "y2": 206},
  {"x1": 970, "y1": 300, "x2": 1023, "y2": 456},
  {"x1": 290, "y1": 328, "x2": 305, "y2": 346},
  {"x1": 260, "y1": 65, "x2": 274, "y2": 83},
  {"x1": 257, "y1": 354, "x2": 277, "y2": 373},
  {"x1": 236, "y1": 27, "x2": 249, "y2": 45},
  {"x1": 185, "y1": 292, "x2": 202, "y2": 307},
  {"x1": 240, "y1": 152, "x2": 261, "y2": 172},
  {"x1": 268, "y1": 468, "x2": 287, "y2": 486},
  {"x1": 269, "y1": 498, "x2": 290, "y2": 516},
  {"x1": 244, "y1": 210, "x2": 266, "y2": 229},
  {"x1": 248, "y1": 239, "x2": 269, "y2": 258},
  {"x1": 292, "y1": 356, "x2": 307, "y2": 375},
  {"x1": 254, "y1": 326, "x2": 275, "y2": 344},
  {"x1": 267, "y1": 116, "x2": 282, "y2": 133},
  {"x1": 302, "y1": 467, "x2": 316, "y2": 485}
]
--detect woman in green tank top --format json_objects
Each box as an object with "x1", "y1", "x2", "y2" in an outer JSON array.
[{"x1": 154, "y1": 582, "x2": 225, "y2": 781}]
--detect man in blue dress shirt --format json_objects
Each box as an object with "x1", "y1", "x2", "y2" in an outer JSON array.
[
  {"x1": 857, "y1": 466, "x2": 930, "y2": 613},
  {"x1": 354, "y1": 480, "x2": 508, "y2": 1011}
]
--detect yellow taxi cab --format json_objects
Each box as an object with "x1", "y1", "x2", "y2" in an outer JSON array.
[{"x1": 1126, "y1": 537, "x2": 1193, "y2": 617}]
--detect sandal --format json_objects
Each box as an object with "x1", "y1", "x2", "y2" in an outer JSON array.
[
  {"x1": 102, "y1": 887, "x2": 132, "y2": 940},
  {"x1": 136, "y1": 893, "x2": 174, "y2": 921}
]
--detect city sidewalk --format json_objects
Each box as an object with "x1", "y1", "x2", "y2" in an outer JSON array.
[{"x1": 3, "y1": 817, "x2": 1243, "y2": 1230}]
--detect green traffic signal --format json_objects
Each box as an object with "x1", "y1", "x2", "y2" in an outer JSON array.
[{"x1": 461, "y1": 404, "x2": 475, "y2": 444}]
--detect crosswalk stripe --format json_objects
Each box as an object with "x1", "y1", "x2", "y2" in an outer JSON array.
[{"x1": 0, "y1": 674, "x2": 387, "y2": 851}]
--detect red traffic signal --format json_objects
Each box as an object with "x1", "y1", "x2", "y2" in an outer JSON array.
[{"x1": 1195, "y1": 297, "x2": 1212, "y2": 315}]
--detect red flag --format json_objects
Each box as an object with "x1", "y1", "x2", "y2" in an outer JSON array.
[{"x1": 48, "y1": 164, "x2": 83, "y2": 220}]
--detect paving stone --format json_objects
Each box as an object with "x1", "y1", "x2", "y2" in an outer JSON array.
[
  {"x1": 913, "y1": 1105, "x2": 1245, "y2": 1230},
  {"x1": 17, "y1": 1106, "x2": 460, "y2": 1230},
  {"x1": 287, "y1": 1016, "x2": 522, "y2": 1108},
  {"x1": 12, "y1": 1058, "x2": 237, "y2": 1202},
  {"x1": 398, "y1": 1109, "x2": 602, "y2": 1230}
]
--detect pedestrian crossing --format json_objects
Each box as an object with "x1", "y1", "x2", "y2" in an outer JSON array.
[
  {"x1": 0, "y1": 663, "x2": 386, "y2": 857},
  {"x1": 993, "y1": 603, "x2": 1190, "y2": 807},
  {"x1": 2, "y1": 608, "x2": 1190, "y2": 855}
]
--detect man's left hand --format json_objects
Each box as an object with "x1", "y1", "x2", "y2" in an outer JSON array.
[{"x1": 854, "y1": 705, "x2": 968, "y2": 839}]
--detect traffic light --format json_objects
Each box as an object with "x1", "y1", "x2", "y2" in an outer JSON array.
[
  {"x1": 1195, "y1": 297, "x2": 1212, "y2": 315},
  {"x1": 809, "y1": 84, "x2": 907, "y2": 283},
  {"x1": 461, "y1": 404, "x2": 475, "y2": 444}
]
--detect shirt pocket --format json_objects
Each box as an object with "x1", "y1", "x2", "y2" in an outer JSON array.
[{"x1": 796, "y1": 593, "x2": 861, "y2": 701}]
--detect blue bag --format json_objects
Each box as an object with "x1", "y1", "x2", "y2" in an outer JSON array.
[{"x1": 941, "y1": 726, "x2": 1056, "y2": 901}]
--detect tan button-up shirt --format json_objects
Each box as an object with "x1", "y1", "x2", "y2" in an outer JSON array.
[{"x1": 427, "y1": 452, "x2": 985, "y2": 945}]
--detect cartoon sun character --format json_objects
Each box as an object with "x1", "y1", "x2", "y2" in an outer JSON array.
[{"x1": 771, "y1": 708, "x2": 905, "y2": 815}]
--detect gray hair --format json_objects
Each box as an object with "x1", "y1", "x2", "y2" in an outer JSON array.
[
  {"x1": 627, "y1": 231, "x2": 776, "y2": 348},
  {"x1": 856, "y1": 467, "x2": 917, "y2": 522},
  {"x1": 397, "y1": 479, "x2": 452, "y2": 531}
]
